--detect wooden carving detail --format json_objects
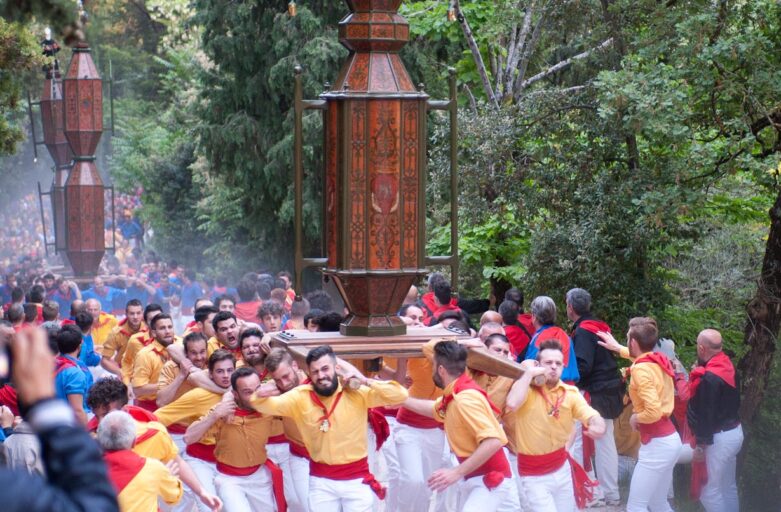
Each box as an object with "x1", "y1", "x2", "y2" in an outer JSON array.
[
  {"x1": 401, "y1": 100, "x2": 418, "y2": 268},
  {"x1": 325, "y1": 107, "x2": 338, "y2": 267},
  {"x1": 350, "y1": 101, "x2": 367, "y2": 268},
  {"x1": 369, "y1": 102, "x2": 400, "y2": 269}
]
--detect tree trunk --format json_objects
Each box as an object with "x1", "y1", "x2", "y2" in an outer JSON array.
[{"x1": 738, "y1": 188, "x2": 781, "y2": 424}]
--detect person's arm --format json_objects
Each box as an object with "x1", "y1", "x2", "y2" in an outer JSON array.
[
  {"x1": 156, "y1": 365, "x2": 189, "y2": 407},
  {"x1": 184, "y1": 401, "x2": 234, "y2": 445},
  {"x1": 66, "y1": 394, "x2": 88, "y2": 426},
  {"x1": 155, "y1": 459, "x2": 184, "y2": 505},
  {"x1": 174, "y1": 454, "x2": 222, "y2": 511},
  {"x1": 688, "y1": 374, "x2": 719, "y2": 447},
  {"x1": 3, "y1": 326, "x2": 119, "y2": 511},
  {"x1": 428, "y1": 437, "x2": 503, "y2": 491},
  {"x1": 131, "y1": 356, "x2": 158, "y2": 398},
  {"x1": 505, "y1": 362, "x2": 547, "y2": 411},
  {"x1": 69, "y1": 281, "x2": 82, "y2": 300},
  {"x1": 596, "y1": 331, "x2": 632, "y2": 361},
  {"x1": 400, "y1": 397, "x2": 437, "y2": 419}
]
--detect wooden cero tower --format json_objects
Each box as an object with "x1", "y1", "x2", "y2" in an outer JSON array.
[
  {"x1": 293, "y1": 0, "x2": 458, "y2": 337},
  {"x1": 62, "y1": 40, "x2": 106, "y2": 276},
  {"x1": 281, "y1": 1, "x2": 526, "y2": 380}
]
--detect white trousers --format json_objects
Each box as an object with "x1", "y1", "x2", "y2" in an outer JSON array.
[
  {"x1": 288, "y1": 452, "x2": 311, "y2": 512},
  {"x1": 700, "y1": 425, "x2": 743, "y2": 512},
  {"x1": 507, "y1": 451, "x2": 532, "y2": 512},
  {"x1": 570, "y1": 418, "x2": 620, "y2": 502},
  {"x1": 394, "y1": 423, "x2": 447, "y2": 512},
  {"x1": 520, "y1": 459, "x2": 576, "y2": 512},
  {"x1": 214, "y1": 464, "x2": 276, "y2": 512},
  {"x1": 181, "y1": 453, "x2": 218, "y2": 512},
  {"x1": 496, "y1": 448, "x2": 522, "y2": 512},
  {"x1": 381, "y1": 417, "x2": 400, "y2": 512},
  {"x1": 269, "y1": 442, "x2": 301, "y2": 511},
  {"x1": 165, "y1": 434, "x2": 201, "y2": 512},
  {"x1": 626, "y1": 432, "x2": 682, "y2": 512},
  {"x1": 309, "y1": 475, "x2": 374, "y2": 512},
  {"x1": 458, "y1": 474, "x2": 513, "y2": 512}
]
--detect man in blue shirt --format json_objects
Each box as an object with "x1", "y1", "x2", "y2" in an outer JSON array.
[
  {"x1": 0, "y1": 274, "x2": 17, "y2": 305},
  {"x1": 81, "y1": 276, "x2": 126, "y2": 313},
  {"x1": 125, "y1": 273, "x2": 163, "y2": 308},
  {"x1": 74, "y1": 311, "x2": 101, "y2": 368},
  {"x1": 180, "y1": 270, "x2": 204, "y2": 317},
  {"x1": 51, "y1": 277, "x2": 82, "y2": 319},
  {"x1": 54, "y1": 324, "x2": 94, "y2": 426}
]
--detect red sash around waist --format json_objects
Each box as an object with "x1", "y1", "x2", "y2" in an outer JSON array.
[
  {"x1": 289, "y1": 441, "x2": 311, "y2": 459},
  {"x1": 216, "y1": 459, "x2": 287, "y2": 512},
  {"x1": 186, "y1": 442, "x2": 217, "y2": 463},
  {"x1": 517, "y1": 448, "x2": 598, "y2": 508},
  {"x1": 396, "y1": 407, "x2": 443, "y2": 430},
  {"x1": 167, "y1": 423, "x2": 187, "y2": 435},
  {"x1": 217, "y1": 461, "x2": 260, "y2": 476},
  {"x1": 637, "y1": 417, "x2": 676, "y2": 445},
  {"x1": 268, "y1": 434, "x2": 288, "y2": 444},
  {"x1": 135, "y1": 399, "x2": 158, "y2": 413},
  {"x1": 456, "y1": 447, "x2": 511, "y2": 489},
  {"x1": 309, "y1": 457, "x2": 386, "y2": 500},
  {"x1": 368, "y1": 408, "x2": 390, "y2": 450}
]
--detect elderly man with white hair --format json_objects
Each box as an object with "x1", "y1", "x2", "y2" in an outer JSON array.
[{"x1": 98, "y1": 410, "x2": 183, "y2": 512}]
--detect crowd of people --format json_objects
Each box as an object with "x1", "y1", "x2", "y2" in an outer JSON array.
[{"x1": 0, "y1": 265, "x2": 742, "y2": 512}]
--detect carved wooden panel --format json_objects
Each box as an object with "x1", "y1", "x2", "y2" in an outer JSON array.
[
  {"x1": 325, "y1": 106, "x2": 339, "y2": 268},
  {"x1": 400, "y1": 100, "x2": 418, "y2": 268},
  {"x1": 368, "y1": 101, "x2": 400, "y2": 269},
  {"x1": 350, "y1": 101, "x2": 367, "y2": 269}
]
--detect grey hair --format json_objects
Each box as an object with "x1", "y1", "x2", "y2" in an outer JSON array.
[
  {"x1": 427, "y1": 272, "x2": 446, "y2": 288},
  {"x1": 96, "y1": 411, "x2": 136, "y2": 451},
  {"x1": 565, "y1": 288, "x2": 592, "y2": 316},
  {"x1": 530, "y1": 296, "x2": 557, "y2": 325}
]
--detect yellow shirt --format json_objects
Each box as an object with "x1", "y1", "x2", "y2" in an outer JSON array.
[
  {"x1": 470, "y1": 370, "x2": 517, "y2": 452},
  {"x1": 92, "y1": 312, "x2": 118, "y2": 349},
  {"x1": 210, "y1": 408, "x2": 274, "y2": 468},
  {"x1": 133, "y1": 420, "x2": 179, "y2": 463},
  {"x1": 122, "y1": 332, "x2": 155, "y2": 384},
  {"x1": 157, "y1": 361, "x2": 197, "y2": 403},
  {"x1": 102, "y1": 322, "x2": 146, "y2": 368},
  {"x1": 116, "y1": 456, "x2": 183, "y2": 512},
  {"x1": 510, "y1": 381, "x2": 599, "y2": 455},
  {"x1": 432, "y1": 381, "x2": 508, "y2": 458},
  {"x1": 131, "y1": 339, "x2": 181, "y2": 401},
  {"x1": 251, "y1": 380, "x2": 408, "y2": 464},
  {"x1": 155, "y1": 387, "x2": 224, "y2": 447},
  {"x1": 622, "y1": 348, "x2": 675, "y2": 424}
]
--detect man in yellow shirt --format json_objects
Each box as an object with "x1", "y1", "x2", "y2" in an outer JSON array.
[
  {"x1": 156, "y1": 332, "x2": 211, "y2": 451},
  {"x1": 252, "y1": 345, "x2": 408, "y2": 512},
  {"x1": 87, "y1": 378, "x2": 222, "y2": 512},
  {"x1": 207, "y1": 311, "x2": 243, "y2": 359},
  {"x1": 155, "y1": 349, "x2": 235, "y2": 512},
  {"x1": 263, "y1": 347, "x2": 315, "y2": 512},
  {"x1": 506, "y1": 339, "x2": 605, "y2": 511},
  {"x1": 186, "y1": 367, "x2": 282, "y2": 511},
  {"x1": 98, "y1": 410, "x2": 183, "y2": 512},
  {"x1": 401, "y1": 340, "x2": 515, "y2": 512},
  {"x1": 85, "y1": 298, "x2": 118, "y2": 350},
  {"x1": 131, "y1": 313, "x2": 179, "y2": 412},
  {"x1": 393, "y1": 305, "x2": 449, "y2": 512},
  {"x1": 121, "y1": 304, "x2": 163, "y2": 385},
  {"x1": 597, "y1": 317, "x2": 682, "y2": 512},
  {"x1": 101, "y1": 299, "x2": 146, "y2": 377}
]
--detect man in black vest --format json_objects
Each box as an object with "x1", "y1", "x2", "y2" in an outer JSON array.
[{"x1": 566, "y1": 287, "x2": 623, "y2": 506}]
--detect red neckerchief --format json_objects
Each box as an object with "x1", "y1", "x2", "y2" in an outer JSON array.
[
  {"x1": 689, "y1": 351, "x2": 735, "y2": 396},
  {"x1": 151, "y1": 341, "x2": 171, "y2": 361},
  {"x1": 119, "y1": 319, "x2": 145, "y2": 338},
  {"x1": 309, "y1": 387, "x2": 343, "y2": 430},
  {"x1": 436, "y1": 373, "x2": 501, "y2": 418},
  {"x1": 534, "y1": 385, "x2": 566, "y2": 419},
  {"x1": 140, "y1": 334, "x2": 155, "y2": 347},
  {"x1": 630, "y1": 352, "x2": 675, "y2": 378},
  {"x1": 234, "y1": 407, "x2": 263, "y2": 419},
  {"x1": 258, "y1": 368, "x2": 269, "y2": 381},
  {"x1": 574, "y1": 319, "x2": 611, "y2": 336},
  {"x1": 54, "y1": 355, "x2": 77, "y2": 375},
  {"x1": 104, "y1": 449, "x2": 146, "y2": 494}
]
